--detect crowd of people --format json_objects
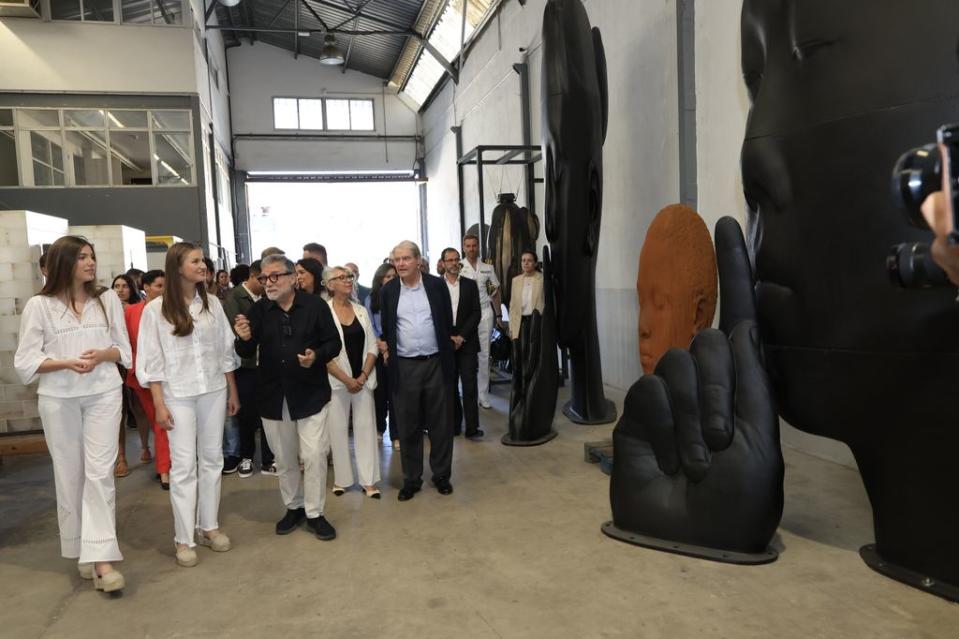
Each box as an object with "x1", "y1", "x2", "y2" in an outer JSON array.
[{"x1": 15, "y1": 233, "x2": 545, "y2": 596}]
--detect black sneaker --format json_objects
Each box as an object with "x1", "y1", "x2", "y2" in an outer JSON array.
[
  {"x1": 306, "y1": 516, "x2": 336, "y2": 541},
  {"x1": 275, "y1": 508, "x2": 306, "y2": 535},
  {"x1": 238, "y1": 458, "x2": 254, "y2": 478},
  {"x1": 222, "y1": 456, "x2": 240, "y2": 475}
]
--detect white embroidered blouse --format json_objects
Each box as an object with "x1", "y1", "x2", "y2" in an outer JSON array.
[
  {"x1": 135, "y1": 293, "x2": 239, "y2": 398},
  {"x1": 14, "y1": 289, "x2": 132, "y2": 398}
]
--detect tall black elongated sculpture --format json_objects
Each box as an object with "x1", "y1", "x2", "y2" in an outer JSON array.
[
  {"x1": 541, "y1": 0, "x2": 616, "y2": 425},
  {"x1": 504, "y1": 246, "x2": 559, "y2": 446},
  {"x1": 488, "y1": 193, "x2": 540, "y2": 309},
  {"x1": 608, "y1": 0, "x2": 959, "y2": 599}
]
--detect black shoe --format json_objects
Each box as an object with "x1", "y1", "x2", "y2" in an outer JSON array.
[
  {"x1": 465, "y1": 429, "x2": 484, "y2": 440},
  {"x1": 397, "y1": 484, "x2": 421, "y2": 502},
  {"x1": 434, "y1": 479, "x2": 454, "y2": 495},
  {"x1": 222, "y1": 456, "x2": 240, "y2": 475},
  {"x1": 453, "y1": 429, "x2": 462, "y2": 437},
  {"x1": 275, "y1": 508, "x2": 306, "y2": 535},
  {"x1": 306, "y1": 516, "x2": 336, "y2": 541}
]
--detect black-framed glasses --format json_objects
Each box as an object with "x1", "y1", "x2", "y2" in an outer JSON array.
[{"x1": 257, "y1": 272, "x2": 293, "y2": 285}]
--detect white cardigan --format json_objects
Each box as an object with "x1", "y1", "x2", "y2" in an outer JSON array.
[{"x1": 326, "y1": 298, "x2": 378, "y2": 392}]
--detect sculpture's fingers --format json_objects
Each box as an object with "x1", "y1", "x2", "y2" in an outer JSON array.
[
  {"x1": 619, "y1": 375, "x2": 679, "y2": 475},
  {"x1": 729, "y1": 320, "x2": 777, "y2": 445},
  {"x1": 656, "y1": 349, "x2": 710, "y2": 481},
  {"x1": 690, "y1": 329, "x2": 735, "y2": 451},
  {"x1": 715, "y1": 216, "x2": 758, "y2": 335}
]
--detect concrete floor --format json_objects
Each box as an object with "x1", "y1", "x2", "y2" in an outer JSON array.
[{"x1": 1, "y1": 384, "x2": 956, "y2": 638}]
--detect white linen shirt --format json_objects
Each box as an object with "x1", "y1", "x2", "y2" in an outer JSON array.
[
  {"x1": 445, "y1": 275, "x2": 461, "y2": 325},
  {"x1": 15, "y1": 289, "x2": 132, "y2": 398},
  {"x1": 136, "y1": 293, "x2": 239, "y2": 398}
]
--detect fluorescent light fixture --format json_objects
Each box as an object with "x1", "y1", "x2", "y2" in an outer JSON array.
[
  {"x1": 247, "y1": 170, "x2": 414, "y2": 177},
  {"x1": 107, "y1": 112, "x2": 125, "y2": 128},
  {"x1": 297, "y1": 31, "x2": 311, "y2": 37},
  {"x1": 218, "y1": 0, "x2": 241, "y2": 7}
]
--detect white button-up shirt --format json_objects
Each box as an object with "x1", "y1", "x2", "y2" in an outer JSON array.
[
  {"x1": 15, "y1": 289, "x2": 132, "y2": 398},
  {"x1": 445, "y1": 275, "x2": 461, "y2": 325},
  {"x1": 459, "y1": 258, "x2": 499, "y2": 313},
  {"x1": 136, "y1": 293, "x2": 239, "y2": 398}
]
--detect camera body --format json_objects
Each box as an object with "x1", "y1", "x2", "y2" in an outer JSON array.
[{"x1": 888, "y1": 123, "x2": 959, "y2": 288}]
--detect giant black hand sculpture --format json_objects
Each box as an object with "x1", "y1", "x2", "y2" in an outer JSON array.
[
  {"x1": 541, "y1": 0, "x2": 616, "y2": 424},
  {"x1": 605, "y1": 218, "x2": 784, "y2": 562},
  {"x1": 505, "y1": 246, "x2": 559, "y2": 446}
]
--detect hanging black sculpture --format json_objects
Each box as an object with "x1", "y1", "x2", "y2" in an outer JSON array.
[
  {"x1": 488, "y1": 193, "x2": 540, "y2": 309},
  {"x1": 504, "y1": 246, "x2": 559, "y2": 446},
  {"x1": 607, "y1": 0, "x2": 959, "y2": 599},
  {"x1": 541, "y1": 0, "x2": 616, "y2": 425}
]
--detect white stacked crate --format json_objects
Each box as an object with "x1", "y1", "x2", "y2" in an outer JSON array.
[
  {"x1": 67, "y1": 225, "x2": 148, "y2": 289},
  {"x1": 0, "y1": 210, "x2": 69, "y2": 434}
]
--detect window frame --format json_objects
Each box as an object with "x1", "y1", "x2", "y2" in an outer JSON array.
[
  {"x1": 45, "y1": 0, "x2": 188, "y2": 26},
  {"x1": 271, "y1": 96, "x2": 376, "y2": 133},
  {"x1": 0, "y1": 106, "x2": 195, "y2": 190}
]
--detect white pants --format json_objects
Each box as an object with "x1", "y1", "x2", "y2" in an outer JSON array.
[
  {"x1": 262, "y1": 404, "x2": 330, "y2": 519},
  {"x1": 38, "y1": 387, "x2": 123, "y2": 563},
  {"x1": 165, "y1": 388, "x2": 226, "y2": 547},
  {"x1": 478, "y1": 309, "x2": 493, "y2": 403},
  {"x1": 329, "y1": 387, "x2": 380, "y2": 488}
]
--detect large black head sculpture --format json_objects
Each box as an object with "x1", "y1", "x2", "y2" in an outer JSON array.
[
  {"x1": 541, "y1": 0, "x2": 616, "y2": 424},
  {"x1": 606, "y1": 0, "x2": 959, "y2": 595},
  {"x1": 488, "y1": 193, "x2": 540, "y2": 308}
]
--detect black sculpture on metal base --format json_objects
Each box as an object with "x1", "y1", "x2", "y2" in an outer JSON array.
[
  {"x1": 608, "y1": 0, "x2": 959, "y2": 597},
  {"x1": 541, "y1": 0, "x2": 616, "y2": 425},
  {"x1": 488, "y1": 193, "x2": 540, "y2": 309},
  {"x1": 504, "y1": 246, "x2": 559, "y2": 447}
]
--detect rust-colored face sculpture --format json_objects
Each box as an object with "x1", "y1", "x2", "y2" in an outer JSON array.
[{"x1": 637, "y1": 204, "x2": 718, "y2": 374}]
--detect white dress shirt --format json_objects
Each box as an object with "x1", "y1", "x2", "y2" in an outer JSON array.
[
  {"x1": 15, "y1": 289, "x2": 132, "y2": 398},
  {"x1": 521, "y1": 277, "x2": 534, "y2": 315},
  {"x1": 136, "y1": 293, "x2": 239, "y2": 398},
  {"x1": 445, "y1": 275, "x2": 461, "y2": 325}
]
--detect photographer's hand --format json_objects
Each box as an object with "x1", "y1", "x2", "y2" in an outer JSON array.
[{"x1": 921, "y1": 190, "x2": 959, "y2": 286}]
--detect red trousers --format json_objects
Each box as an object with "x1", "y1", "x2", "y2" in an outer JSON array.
[{"x1": 131, "y1": 384, "x2": 170, "y2": 474}]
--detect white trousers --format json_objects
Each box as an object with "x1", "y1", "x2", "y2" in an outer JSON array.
[
  {"x1": 478, "y1": 309, "x2": 493, "y2": 403},
  {"x1": 165, "y1": 388, "x2": 226, "y2": 547},
  {"x1": 38, "y1": 387, "x2": 123, "y2": 563},
  {"x1": 262, "y1": 404, "x2": 330, "y2": 519},
  {"x1": 329, "y1": 387, "x2": 380, "y2": 488}
]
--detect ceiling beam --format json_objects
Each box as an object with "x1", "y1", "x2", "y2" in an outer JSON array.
[
  {"x1": 266, "y1": 0, "x2": 292, "y2": 27},
  {"x1": 301, "y1": 0, "x2": 329, "y2": 30},
  {"x1": 242, "y1": 0, "x2": 258, "y2": 43},
  {"x1": 293, "y1": 0, "x2": 300, "y2": 58}
]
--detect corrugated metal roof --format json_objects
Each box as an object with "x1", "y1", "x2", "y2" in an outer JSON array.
[{"x1": 215, "y1": 0, "x2": 428, "y2": 79}]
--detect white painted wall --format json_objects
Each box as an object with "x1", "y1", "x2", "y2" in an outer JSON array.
[
  {"x1": 423, "y1": 0, "x2": 681, "y2": 390},
  {"x1": 227, "y1": 44, "x2": 419, "y2": 172},
  {"x1": 0, "y1": 19, "x2": 195, "y2": 94},
  {"x1": 694, "y1": 0, "x2": 749, "y2": 231}
]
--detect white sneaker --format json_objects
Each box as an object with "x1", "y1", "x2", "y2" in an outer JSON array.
[
  {"x1": 238, "y1": 458, "x2": 254, "y2": 478},
  {"x1": 479, "y1": 400, "x2": 492, "y2": 409}
]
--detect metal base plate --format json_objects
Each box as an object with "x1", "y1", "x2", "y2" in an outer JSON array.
[
  {"x1": 860, "y1": 544, "x2": 959, "y2": 603},
  {"x1": 501, "y1": 429, "x2": 558, "y2": 447},
  {"x1": 601, "y1": 521, "x2": 779, "y2": 565},
  {"x1": 563, "y1": 399, "x2": 617, "y2": 425}
]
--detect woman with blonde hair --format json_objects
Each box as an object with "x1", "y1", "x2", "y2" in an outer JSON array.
[
  {"x1": 325, "y1": 265, "x2": 381, "y2": 498},
  {"x1": 15, "y1": 235, "x2": 132, "y2": 593},
  {"x1": 137, "y1": 242, "x2": 240, "y2": 567}
]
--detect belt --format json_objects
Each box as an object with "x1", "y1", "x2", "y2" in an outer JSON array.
[{"x1": 398, "y1": 353, "x2": 439, "y2": 361}]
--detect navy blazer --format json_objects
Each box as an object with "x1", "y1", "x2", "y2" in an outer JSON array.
[
  {"x1": 448, "y1": 276, "x2": 481, "y2": 354},
  {"x1": 380, "y1": 273, "x2": 455, "y2": 385}
]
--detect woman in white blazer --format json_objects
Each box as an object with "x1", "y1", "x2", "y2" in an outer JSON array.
[
  {"x1": 324, "y1": 266, "x2": 382, "y2": 498},
  {"x1": 508, "y1": 250, "x2": 546, "y2": 340}
]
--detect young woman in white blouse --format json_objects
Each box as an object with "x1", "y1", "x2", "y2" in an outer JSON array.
[
  {"x1": 15, "y1": 236, "x2": 132, "y2": 593},
  {"x1": 324, "y1": 266, "x2": 381, "y2": 498},
  {"x1": 136, "y1": 242, "x2": 240, "y2": 568}
]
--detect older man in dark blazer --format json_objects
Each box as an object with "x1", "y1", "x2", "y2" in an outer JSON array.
[
  {"x1": 380, "y1": 240, "x2": 456, "y2": 501},
  {"x1": 440, "y1": 247, "x2": 483, "y2": 440}
]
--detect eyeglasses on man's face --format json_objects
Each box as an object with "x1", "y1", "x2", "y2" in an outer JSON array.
[{"x1": 257, "y1": 272, "x2": 293, "y2": 285}]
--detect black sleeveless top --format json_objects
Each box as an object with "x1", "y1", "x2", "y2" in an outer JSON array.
[{"x1": 342, "y1": 318, "x2": 365, "y2": 378}]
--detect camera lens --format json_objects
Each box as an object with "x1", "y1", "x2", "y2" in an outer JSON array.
[
  {"x1": 887, "y1": 242, "x2": 950, "y2": 289},
  {"x1": 891, "y1": 143, "x2": 941, "y2": 229}
]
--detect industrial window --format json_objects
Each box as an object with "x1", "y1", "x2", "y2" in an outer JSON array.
[
  {"x1": 272, "y1": 98, "x2": 374, "y2": 132},
  {"x1": 48, "y1": 0, "x2": 183, "y2": 24},
  {"x1": 0, "y1": 107, "x2": 194, "y2": 188}
]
